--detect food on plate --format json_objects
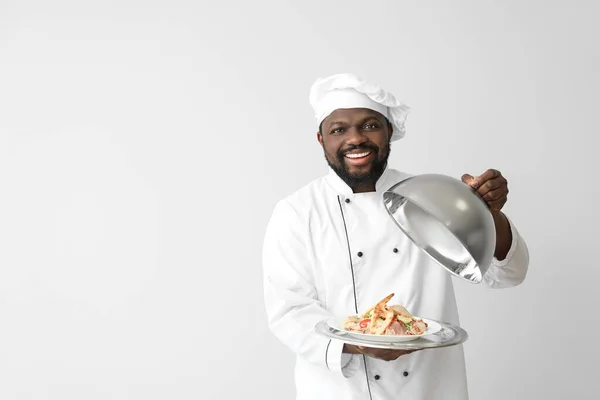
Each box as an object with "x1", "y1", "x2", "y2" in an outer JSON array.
[{"x1": 343, "y1": 293, "x2": 428, "y2": 336}]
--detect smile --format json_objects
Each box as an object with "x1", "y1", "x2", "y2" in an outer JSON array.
[{"x1": 345, "y1": 151, "x2": 371, "y2": 159}]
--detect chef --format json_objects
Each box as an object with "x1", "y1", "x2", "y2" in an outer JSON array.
[{"x1": 262, "y1": 73, "x2": 529, "y2": 400}]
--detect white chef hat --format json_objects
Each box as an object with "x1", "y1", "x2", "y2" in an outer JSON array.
[{"x1": 309, "y1": 73, "x2": 410, "y2": 141}]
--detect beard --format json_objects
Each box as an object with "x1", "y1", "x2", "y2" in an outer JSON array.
[{"x1": 323, "y1": 142, "x2": 391, "y2": 189}]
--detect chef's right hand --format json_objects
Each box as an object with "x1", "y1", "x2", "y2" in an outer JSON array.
[{"x1": 343, "y1": 344, "x2": 416, "y2": 361}]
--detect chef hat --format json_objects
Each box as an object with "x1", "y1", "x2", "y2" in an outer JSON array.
[{"x1": 309, "y1": 73, "x2": 410, "y2": 141}]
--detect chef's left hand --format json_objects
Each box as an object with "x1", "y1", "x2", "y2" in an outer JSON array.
[
  {"x1": 461, "y1": 169, "x2": 508, "y2": 214},
  {"x1": 344, "y1": 344, "x2": 416, "y2": 361}
]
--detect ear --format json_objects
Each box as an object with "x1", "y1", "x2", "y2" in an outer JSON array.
[
  {"x1": 387, "y1": 122, "x2": 394, "y2": 141},
  {"x1": 317, "y1": 131, "x2": 324, "y2": 146}
]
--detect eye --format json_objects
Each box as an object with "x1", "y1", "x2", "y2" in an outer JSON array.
[
  {"x1": 330, "y1": 127, "x2": 345, "y2": 135},
  {"x1": 364, "y1": 123, "x2": 380, "y2": 130}
]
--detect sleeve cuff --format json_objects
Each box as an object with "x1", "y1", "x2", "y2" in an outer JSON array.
[
  {"x1": 483, "y1": 214, "x2": 529, "y2": 288},
  {"x1": 326, "y1": 340, "x2": 360, "y2": 378}
]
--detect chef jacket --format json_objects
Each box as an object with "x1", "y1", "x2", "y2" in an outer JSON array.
[{"x1": 262, "y1": 167, "x2": 529, "y2": 400}]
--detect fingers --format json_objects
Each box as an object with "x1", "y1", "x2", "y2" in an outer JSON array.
[
  {"x1": 477, "y1": 181, "x2": 508, "y2": 200},
  {"x1": 475, "y1": 174, "x2": 507, "y2": 208},
  {"x1": 381, "y1": 353, "x2": 400, "y2": 361},
  {"x1": 357, "y1": 347, "x2": 415, "y2": 361},
  {"x1": 461, "y1": 173, "x2": 477, "y2": 188},
  {"x1": 380, "y1": 349, "x2": 414, "y2": 361},
  {"x1": 363, "y1": 348, "x2": 389, "y2": 358},
  {"x1": 473, "y1": 169, "x2": 501, "y2": 188},
  {"x1": 374, "y1": 350, "x2": 399, "y2": 361},
  {"x1": 462, "y1": 169, "x2": 509, "y2": 213},
  {"x1": 462, "y1": 169, "x2": 502, "y2": 189}
]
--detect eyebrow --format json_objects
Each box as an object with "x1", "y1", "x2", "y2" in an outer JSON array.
[{"x1": 328, "y1": 116, "x2": 383, "y2": 129}]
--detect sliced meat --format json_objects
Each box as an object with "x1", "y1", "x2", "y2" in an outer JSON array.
[{"x1": 385, "y1": 320, "x2": 407, "y2": 336}]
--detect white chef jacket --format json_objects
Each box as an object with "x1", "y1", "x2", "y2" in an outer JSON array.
[{"x1": 262, "y1": 167, "x2": 529, "y2": 400}]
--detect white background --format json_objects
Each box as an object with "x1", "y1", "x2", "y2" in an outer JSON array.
[{"x1": 1, "y1": 1, "x2": 599, "y2": 399}]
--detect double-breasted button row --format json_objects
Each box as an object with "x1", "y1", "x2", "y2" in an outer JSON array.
[
  {"x1": 373, "y1": 371, "x2": 409, "y2": 381},
  {"x1": 355, "y1": 248, "x2": 399, "y2": 258}
]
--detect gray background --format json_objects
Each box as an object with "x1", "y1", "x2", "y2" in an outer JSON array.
[{"x1": 1, "y1": 0, "x2": 598, "y2": 399}]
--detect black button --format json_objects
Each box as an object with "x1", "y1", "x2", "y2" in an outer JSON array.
[
  {"x1": 374, "y1": 375, "x2": 380, "y2": 380},
  {"x1": 345, "y1": 198, "x2": 350, "y2": 203},
  {"x1": 403, "y1": 371, "x2": 409, "y2": 377},
  {"x1": 357, "y1": 252, "x2": 363, "y2": 257},
  {"x1": 393, "y1": 248, "x2": 398, "y2": 253}
]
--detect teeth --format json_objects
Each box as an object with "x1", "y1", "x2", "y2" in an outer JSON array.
[{"x1": 345, "y1": 152, "x2": 370, "y2": 159}]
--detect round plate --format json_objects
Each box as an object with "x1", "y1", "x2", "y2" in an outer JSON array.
[
  {"x1": 327, "y1": 317, "x2": 442, "y2": 343},
  {"x1": 315, "y1": 318, "x2": 468, "y2": 350}
]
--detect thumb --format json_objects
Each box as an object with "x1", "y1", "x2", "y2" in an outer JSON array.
[{"x1": 461, "y1": 173, "x2": 479, "y2": 188}]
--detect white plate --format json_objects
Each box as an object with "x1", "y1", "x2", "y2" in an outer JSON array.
[
  {"x1": 315, "y1": 318, "x2": 468, "y2": 350},
  {"x1": 328, "y1": 317, "x2": 442, "y2": 343}
]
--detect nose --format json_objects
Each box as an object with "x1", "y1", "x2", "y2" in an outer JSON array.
[{"x1": 345, "y1": 126, "x2": 368, "y2": 145}]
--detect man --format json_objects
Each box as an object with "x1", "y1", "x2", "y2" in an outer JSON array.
[{"x1": 262, "y1": 73, "x2": 529, "y2": 399}]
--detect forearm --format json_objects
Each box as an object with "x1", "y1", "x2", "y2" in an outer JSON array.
[{"x1": 493, "y1": 211, "x2": 512, "y2": 260}]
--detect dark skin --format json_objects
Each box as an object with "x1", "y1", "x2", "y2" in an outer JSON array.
[
  {"x1": 317, "y1": 108, "x2": 392, "y2": 193},
  {"x1": 461, "y1": 170, "x2": 512, "y2": 260},
  {"x1": 318, "y1": 108, "x2": 514, "y2": 361}
]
